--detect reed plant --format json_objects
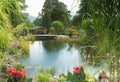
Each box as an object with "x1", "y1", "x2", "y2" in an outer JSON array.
[
  {"x1": 0, "y1": 30, "x2": 9, "y2": 52},
  {"x1": 80, "y1": 0, "x2": 120, "y2": 81}
]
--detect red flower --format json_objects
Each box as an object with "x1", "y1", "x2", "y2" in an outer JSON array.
[
  {"x1": 6, "y1": 67, "x2": 16, "y2": 74},
  {"x1": 6, "y1": 67, "x2": 26, "y2": 81},
  {"x1": 20, "y1": 69, "x2": 26, "y2": 78},
  {"x1": 73, "y1": 66, "x2": 81, "y2": 74}
]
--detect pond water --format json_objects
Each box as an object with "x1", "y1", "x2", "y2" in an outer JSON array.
[{"x1": 19, "y1": 40, "x2": 102, "y2": 77}]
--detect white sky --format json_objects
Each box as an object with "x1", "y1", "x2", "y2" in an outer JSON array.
[{"x1": 25, "y1": 0, "x2": 79, "y2": 17}]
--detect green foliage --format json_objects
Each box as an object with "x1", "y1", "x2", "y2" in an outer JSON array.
[
  {"x1": 37, "y1": 66, "x2": 56, "y2": 76},
  {"x1": 72, "y1": 0, "x2": 90, "y2": 26},
  {"x1": 66, "y1": 26, "x2": 78, "y2": 37},
  {"x1": 42, "y1": 40, "x2": 65, "y2": 52},
  {"x1": 8, "y1": 46, "x2": 19, "y2": 55},
  {"x1": 33, "y1": 17, "x2": 41, "y2": 26},
  {"x1": 24, "y1": 77, "x2": 32, "y2": 82},
  {"x1": 67, "y1": 66, "x2": 87, "y2": 82},
  {"x1": 78, "y1": 0, "x2": 120, "y2": 79},
  {"x1": 1, "y1": 0, "x2": 24, "y2": 27},
  {"x1": 16, "y1": 63, "x2": 24, "y2": 70},
  {"x1": 41, "y1": 0, "x2": 70, "y2": 28},
  {"x1": 14, "y1": 23, "x2": 29, "y2": 37},
  {"x1": 27, "y1": 34, "x2": 35, "y2": 41},
  {"x1": 51, "y1": 21, "x2": 64, "y2": 34},
  {"x1": 20, "y1": 38, "x2": 29, "y2": 54},
  {"x1": 67, "y1": 71, "x2": 88, "y2": 82},
  {"x1": 0, "y1": 9, "x2": 11, "y2": 29},
  {"x1": 46, "y1": 67, "x2": 56, "y2": 76},
  {"x1": 0, "y1": 73, "x2": 9, "y2": 79},
  {"x1": 0, "y1": 30, "x2": 9, "y2": 52},
  {"x1": 85, "y1": 73, "x2": 95, "y2": 82},
  {"x1": 57, "y1": 76, "x2": 66, "y2": 82},
  {"x1": 50, "y1": 27, "x2": 55, "y2": 34},
  {"x1": 36, "y1": 72, "x2": 51, "y2": 82}
]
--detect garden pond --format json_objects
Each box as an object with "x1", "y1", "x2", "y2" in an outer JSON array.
[{"x1": 19, "y1": 40, "x2": 107, "y2": 77}]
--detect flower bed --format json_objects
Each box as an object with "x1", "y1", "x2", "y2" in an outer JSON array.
[{"x1": 6, "y1": 67, "x2": 26, "y2": 82}]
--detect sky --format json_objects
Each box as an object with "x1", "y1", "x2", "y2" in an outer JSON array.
[{"x1": 25, "y1": 0, "x2": 79, "y2": 17}]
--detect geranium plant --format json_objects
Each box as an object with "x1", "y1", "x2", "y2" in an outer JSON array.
[
  {"x1": 67, "y1": 66, "x2": 88, "y2": 82},
  {"x1": 6, "y1": 67, "x2": 26, "y2": 82}
]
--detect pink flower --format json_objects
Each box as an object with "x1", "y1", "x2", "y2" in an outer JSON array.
[{"x1": 73, "y1": 66, "x2": 81, "y2": 74}]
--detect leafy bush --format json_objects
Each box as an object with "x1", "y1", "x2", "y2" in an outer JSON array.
[
  {"x1": 8, "y1": 46, "x2": 19, "y2": 55},
  {"x1": 38, "y1": 66, "x2": 56, "y2": 76},
  {"x1": 20, "y1": 38, "x2": 29, "y2": 54},
  {"x1": 57, "y1": 76, "x2": 66, "y2": 82},
  {"x1": 27, "y1": 34, "x2": 35, "y2": 41},
  {"x1": 50, "y1": 27, "x2": 55, "y2": 34},
  {"x1": 36, "y1": 72, "x2": 51, "y2": 82},
  {"x1": 66, "y1": 26, "x2": 78, "y2": 37},
  {"x1": 14, "y1": 23, "x2": 29, "y2": 37},
  {"x1": 0, "y1": 30, "x2": 9, "y2": 52},
  {"x1": 16, "y1": 63, "x2": 24, "y2": 70},
  {"x1": 50, "y1": 21, "x2": 64, "y2": 34}
]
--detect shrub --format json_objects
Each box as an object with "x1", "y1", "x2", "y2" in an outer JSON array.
[
  {"x1": 57, "y1": 76, "x2": 66, "y2": 82},
  {"x1": 37, "y1": 66, "x2": 56, "y2": 76},
  {"x1": 27, "y1": 34, "x2": 35, "y2": 41},
  {"x1": 51, "y1": 21, "x2": 64, "y2": 34},
  {"x1": 66, "y1": 26, "x2": 78, "y2": 37},
  {"x1": 50, "y1": 27, "x2": 55, "y2": 34},
  {"x1": 36, "y1": 72, "x2": 51, "y2": 82},
  {"x1": 14, "y1": 23, "x2": 29, "y2": 37},
  {"x1": 20, "y1": 38, "x2": 29, "y2": 54}
]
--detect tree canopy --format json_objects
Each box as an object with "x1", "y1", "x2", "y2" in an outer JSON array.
[{"x1": 39, "y1": 0, "x2": 70, "y2": 28}]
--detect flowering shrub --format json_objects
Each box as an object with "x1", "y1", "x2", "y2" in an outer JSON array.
[
  {"x1": 67, "y1": 66, "x2": 88, "y2": 82},
  {"x1": 6, "y1": 67, "x2": 26, "y2": 82}
]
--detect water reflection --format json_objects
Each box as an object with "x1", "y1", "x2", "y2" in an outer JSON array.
[
  {"x1": 20, "y1": 40, "x2": 101, "y2": 77},
  {"x1": 42, "y1": 40, "x2": 66, "y2": 52}
]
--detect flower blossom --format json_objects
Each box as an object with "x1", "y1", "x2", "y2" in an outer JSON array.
[{"x1": 73, "y1": 66, "x2": 81, "y2": 74}]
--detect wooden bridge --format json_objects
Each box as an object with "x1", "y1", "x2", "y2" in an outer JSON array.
[{"x1": 34, "y1": 34, "x2": 56, "y2": 40}]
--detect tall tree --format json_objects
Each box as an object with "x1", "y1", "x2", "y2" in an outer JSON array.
[
  {"x1": 90, "y1": 0, "x2": 120, "y2": 31},
  {"x1": 72, "y1": 0, "x2": 90, "y2": 26},
  {"x1": 41, "y1": 0, "x2": 70, "y2": 28},
  {"x1": 18, "y1": 0, "x2": 27, "y2": 10}
]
